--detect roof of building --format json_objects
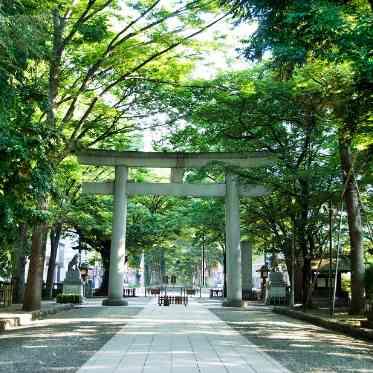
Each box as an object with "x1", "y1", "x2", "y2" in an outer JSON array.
[{"x1": 311, "y1": 256, "x2": 350, "y2": 273}]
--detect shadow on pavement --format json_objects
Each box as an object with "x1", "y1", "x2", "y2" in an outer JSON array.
[
  {"x1": 211, "y1": 304, "x2": 373, "y2": 373},
  {"x1": 0, "y1": 304, "x2": 144, "y2": 373}
]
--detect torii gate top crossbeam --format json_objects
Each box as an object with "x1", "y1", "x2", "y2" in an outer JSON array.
[
  {"x1": 82, "y1": 181, "x2": 270, "y2": 197},
  {"x1": 77, "y1": 150, "x2": 275, "y2": 168}
]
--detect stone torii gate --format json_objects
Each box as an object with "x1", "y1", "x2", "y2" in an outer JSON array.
[{"x1": 78, "y1": 150, "x2": 273, "y2": 307}]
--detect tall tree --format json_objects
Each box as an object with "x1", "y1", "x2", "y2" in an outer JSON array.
[
  {"x1": 15, "y1": 0, "x2": 228, "y2": 310},
  {"x1": 0, "y1": 1, "x2": 53, "y2": 305},
  {"x1": 222, "y1": 0, "x2": 372, "y2": 313},
  {"x1": 151, "y1": 65, "x2": 353, "y2": 305}
]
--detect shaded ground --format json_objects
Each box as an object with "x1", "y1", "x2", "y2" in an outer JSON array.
[
  {"x1": 0, "y1": 298, "x2": 148, "y2": 373},
  {"x1": 209, "y1": 302, "x2": 373, "y2": 373},
  {"x1": 302, "y1": 308, "x2": 367, "y2": 327}
]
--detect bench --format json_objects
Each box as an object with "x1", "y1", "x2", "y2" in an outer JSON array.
[
  {"x1": 149, "y1": 288, "x2": 161, "y2": 295},
  {"x1": 185, "y1": 288, "x2": 196, "y2": 296},
  {"x1": 209, "y1": 288, "x2": 223, "y2": 298},
  {"x1": 123, "y1": 288, "x2": 136, "y2": 297},
  {"x1": 158, "y1": 295, "x2": 188, "y2": 306}
]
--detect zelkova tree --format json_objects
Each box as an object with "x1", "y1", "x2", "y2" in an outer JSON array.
[
  {"x1": 155, "y1": 66, "x2": 343, "y2": 306},
  {"x1": 221, "y1": 0, "x2": 373, "y2": 314},
  {"x1": 21, "y1": 0, "x2": 231, "y2": 311},
  {"x1": 0, "y1": 0, "x2": 55, "y2": 301}
]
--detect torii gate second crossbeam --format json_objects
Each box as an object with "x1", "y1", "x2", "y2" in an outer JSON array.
[{"x1": 78, "y1": 150, "x2": 274, "y2": 307}]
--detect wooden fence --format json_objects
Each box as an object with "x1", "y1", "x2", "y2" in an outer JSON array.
[{"x1": 0, "y1": 282, "x2": 13, "y2": 307}]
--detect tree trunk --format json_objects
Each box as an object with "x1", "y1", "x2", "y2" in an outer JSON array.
[
  {"x1": 45, "y1": 223, "x2": 62, "y2": 299},
  {"x1": 12, "y1": 224, "x2": 28, "y2": 304},
  {"x1": 41, "y1": 228, "x2": 48, "y2": 292},
  {"x1": 223, "y1": 249, "x2": 227, "y2": 298},
  {"x1": 339, "y1": 131, "x2": 365, "y2": 314},
  {"x1": 298, "y1": 177, "x2": 312, "y2": 309},
  {"x1": 98, "y1": 245, "x2": 110, "y2": 295},
  {"x1": 159, "y1": 249, "x2": 166, "y2": 280},
  {"x1": 23, "y1": 222, "x2": 48, "y2": 311},
  {"x1": 144, "y1": 251, "x2": 150, "y2": 287},
  {"x1": 302, "y1": 257, "x2": 312, "y2": 309}
]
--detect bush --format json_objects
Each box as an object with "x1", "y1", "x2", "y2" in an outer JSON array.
[
  {"x1": 364, "y1": 264, "x2": 373, "y2": 299},
  {"x1": 56, "y1": 294, "x2": 82, "y2": 304}
]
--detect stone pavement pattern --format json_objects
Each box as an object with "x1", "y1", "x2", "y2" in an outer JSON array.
[
  {"x1": 1, "y1": 297, "x2": 373, "y2": 372},
  {"x1": 77, "y1": 298, "x2": 289, "y2": 373},
  {"x1": 0, "y1": 298, "x2": 146, "y2": 373},
  {"x1": 210, "y1": 301, "x2": 373, "y2": 373}
]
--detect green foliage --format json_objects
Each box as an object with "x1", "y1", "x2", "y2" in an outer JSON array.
[
  {"x1": 0, "y1": 247, "x2": 12, "y2": 279},
  {"x1": 221, "y1": 0, "x2": 372, "y2": 311},
  {"x1": 1, "y1": 0, "x2": 370, "y2": 307},
  {"x1": 0, "y1": 1, "x2": 55, "y2": 266},
  {"x1": 223, "y1": 0, "x2": 372, "y2": 147},
  {"x1": 77, "y1": 15, "x2": 110, "y2": 43},
  {"x1": 156, "y1": 64, "x2": 346, "y2": 259},
  {"x1": 0, "y1": 0, "x2": 224, "y2": 292}
]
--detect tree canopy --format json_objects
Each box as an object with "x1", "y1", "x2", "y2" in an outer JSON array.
[{"x1": 0, "y1": 0, "x2": 371, "y2": 313}]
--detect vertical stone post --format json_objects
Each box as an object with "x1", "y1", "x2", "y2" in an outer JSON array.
[
  {"x1": 170, "y1": 168, "x2": 185, "y2": 183},
  {"x1": 103, "y1": 166, "x2": 128, "y2": 306},
  {"x1": 224, "y1": 172, "x2": 243, "y2": 307},
  {"x1": 241, "y1": 240, "x2": 253, "y2": 290}
]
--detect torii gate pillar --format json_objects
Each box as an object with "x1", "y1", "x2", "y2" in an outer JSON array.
[
  {"x1": 224, "y1": 173, "x2": 243, "y2": 307},
  {"x1": 77, "y1": 150, "x2": 274, "y2": 307},
  {"x1": 103, "y1": 166, "x2": 128, "y2": 306}
]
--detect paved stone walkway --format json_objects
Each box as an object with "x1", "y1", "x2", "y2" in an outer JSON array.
[
  {"x1": 0, "y1": 298, "x2": 146, "y2": 373},
  {"x1": 210, "y1": 301, "x2": 373, "y2": 373},
  {"x1": 77, "y1": 298, "x2": 289, "y2": 373}
]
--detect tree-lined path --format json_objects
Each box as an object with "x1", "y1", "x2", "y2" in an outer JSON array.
[
  {"x1": 1, "y1": 298, "x2": 373, "y2": 372},
  {"x1": 76, "y1": 299, "x2": 288, "y2": 373},
  {"x1": 0, "y1": 1, "x2": 372, "y2": 372}
]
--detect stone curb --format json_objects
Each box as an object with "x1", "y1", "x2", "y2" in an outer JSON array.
[
  {"x1": 273, "y1": 306, "x2": 373, "y2": 341},
  {"x1": 0, "y1": 303, "x2": 74, "y2": 332}
]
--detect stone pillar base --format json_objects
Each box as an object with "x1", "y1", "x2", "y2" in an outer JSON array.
[
  {"x1": 223, "y1": 299, "x2": 245, "y2": 308},
  {"x1": 102, "y1": 298, "x2": 128, "y2": 306}
]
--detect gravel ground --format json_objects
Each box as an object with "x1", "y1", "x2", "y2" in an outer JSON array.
[
  {"x1": 210, "y1": 303, "x2": 373, "y2": 373},
  {"x1": 0, "y1": 298, "x2": 148, "y2": 373}
]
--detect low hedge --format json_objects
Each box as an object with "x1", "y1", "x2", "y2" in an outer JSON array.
[{"x1": 56, "y1": 294, "x2": 82, "y2": 304}]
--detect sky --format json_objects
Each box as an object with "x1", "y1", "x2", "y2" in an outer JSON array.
[{"x1": 191, "y1": 19, "x2": 257, "y2": 79}]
